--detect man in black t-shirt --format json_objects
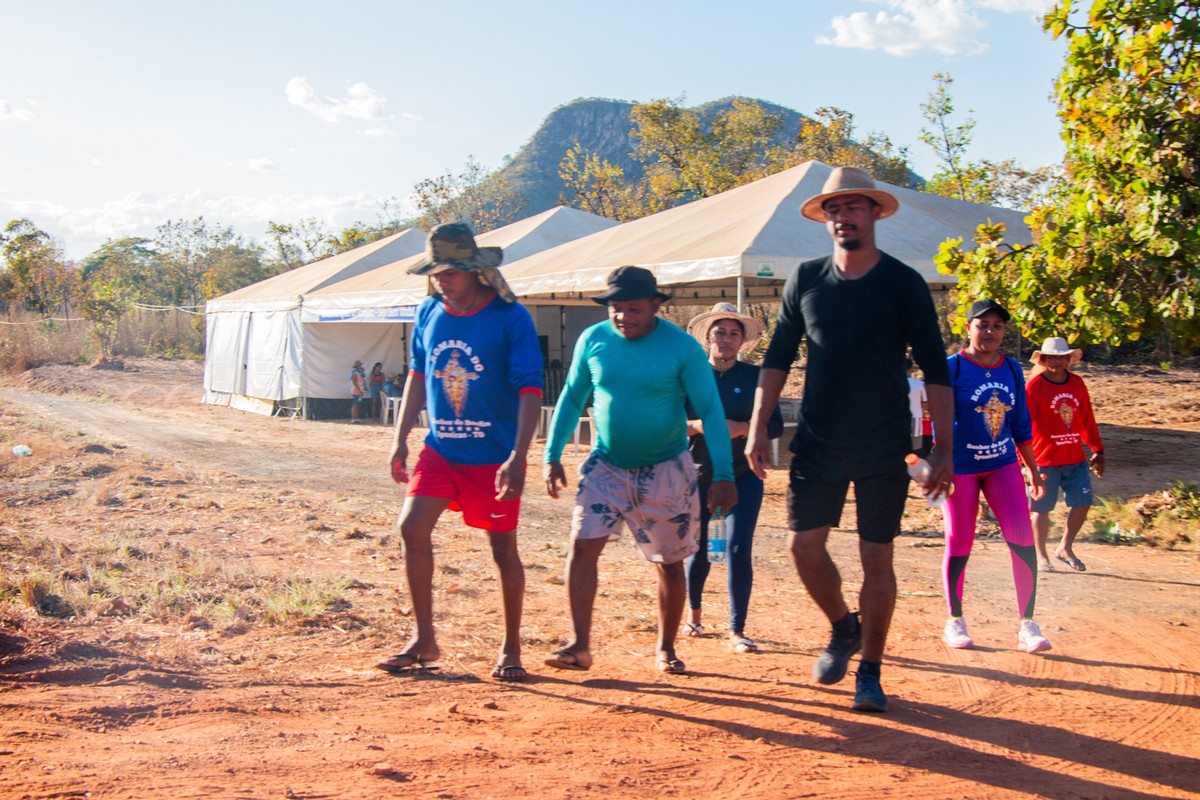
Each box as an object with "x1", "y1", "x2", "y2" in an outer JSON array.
[{"x1": 746, "y1": 166, "x2": 954, "y2": 713}]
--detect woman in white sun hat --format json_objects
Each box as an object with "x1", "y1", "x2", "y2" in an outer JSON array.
[
  {"x1": 1025, "y1": 336, "x2": 1105, "y2": 573},
  {"x1": 682, "y1": 303, "x2": 783, "y2": 654}
]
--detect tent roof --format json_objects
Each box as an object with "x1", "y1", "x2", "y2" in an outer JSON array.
[
  {"x1": 205, "y1": 228, "x2": 427, "y2": 313},
  {"x1": 302, "y1": 206, "x2": 620, "y2": 313},
  {"x1": 503, "y1": 161, "x2": 1031, "y2": 306}
]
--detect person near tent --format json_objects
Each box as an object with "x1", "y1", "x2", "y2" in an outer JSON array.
[
  {"x1": 542, "y1": 266, "x2": 736, "y2": 676},
  {"x1": 369, "y1": 362, "x2": 385, "y2": 420},
  {"x1": 907, "y1": 357, "x2": 933, "y2": 458},
  {"x1": 1026, "y1": 336, "x2": 1105, "y2": 573},
  {"x1": 745, "y1": 167, "x2": 953, "y2": 713},
  {"x1": 940, "y1": 299, "x2": 1050, "y2": 655},
  {"x1": 349, "y1": 360, "x2": 367, "y2": 423},
  {"x1": 681, "y1": 302, "x2": 783, "y2": 655},
  {"x1": 380, "y1": 223, "x2": 543, "y2": 683}
]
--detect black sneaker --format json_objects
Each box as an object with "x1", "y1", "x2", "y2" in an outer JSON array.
[
  {"x1": 851, "y1": 670, "x2": 889, "y2": 712},
  {"x1": 812, "y1": 612, "x2": 861, "y2": 685}
]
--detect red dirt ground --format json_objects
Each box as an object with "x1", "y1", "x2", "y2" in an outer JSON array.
[{"x1": 1, "y1": 358, "x2": 1198, "y2": 800}]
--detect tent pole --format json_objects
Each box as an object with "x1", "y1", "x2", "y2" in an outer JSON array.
[{"x1": 737, "y1": 275, "x2": 745, "y2": 312}]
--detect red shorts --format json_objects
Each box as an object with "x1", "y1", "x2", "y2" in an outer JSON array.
[{"x1": 407, "y1": 446, "x2": 520, "y2": 533}]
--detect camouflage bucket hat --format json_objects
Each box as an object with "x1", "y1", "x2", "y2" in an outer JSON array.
[{"x1": 408, "y1": 222, "x2": 504, "y2": 275}]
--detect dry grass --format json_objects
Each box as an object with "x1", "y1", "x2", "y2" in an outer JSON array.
[
  {"x1": 0, "y1": 308, "x2": 202, "y2": 374},
  {"x1": 1088, "y1": 481, "x2": 1200, "y2": 550}
]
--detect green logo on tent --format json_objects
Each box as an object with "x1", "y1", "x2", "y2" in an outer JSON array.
[{"x1": 756, "y1": 263, "x2": 775, "y2": 277}]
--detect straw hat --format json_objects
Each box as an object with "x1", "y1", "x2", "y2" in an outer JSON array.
[
  {"x1": 800, "y1": 166, "x2": 899, "y2": 222},
  {"x1": 686, "y1": 302, "x2": 763, "y2": 354},
  {"x1": 1031, "y1": 337, "x2": 1083, "y2": 367}
]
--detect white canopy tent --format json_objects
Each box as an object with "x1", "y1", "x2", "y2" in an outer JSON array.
[
  {"x1": 202, "y1": 229, "x2": 426, "y2": 414},
  {"x1": 294, "y1": 206, "x2": 619, "y2": 405},
  {"x1": 203, "y1": 207, "x2": 619, "y2": 417},
  {"x1": 503, "y1": 160, "x2": 1032, "y2": 310}
]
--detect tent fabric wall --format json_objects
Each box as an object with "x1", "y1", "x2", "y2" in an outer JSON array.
[
  {"x1": 203, "y1": 310, "x2": 250, "y2": 402},
  {"x1": 203, "y1": 229, "x2": 426, "y2": 413},
  {"x1": 244, "y1": 310, "x2": 303, "y2": 400},
  {"x1": 301, "y1": 322, "x2": 410, "y2": 399}
]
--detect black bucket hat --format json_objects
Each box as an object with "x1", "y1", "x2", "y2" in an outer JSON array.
[{"x1": 591, "y1": 266, "x2": 672, "y2": 305}]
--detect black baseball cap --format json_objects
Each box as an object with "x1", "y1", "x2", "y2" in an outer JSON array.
[{"x1": 966, "y1": 299, "x2": 1010, "y2": 323}]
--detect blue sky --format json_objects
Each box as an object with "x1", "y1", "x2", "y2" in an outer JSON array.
[{"x1": 0, "y1": 0, "x2": 1064, "y2": 260}]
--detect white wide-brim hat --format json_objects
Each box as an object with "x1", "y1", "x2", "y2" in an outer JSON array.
[
  {"x1": 1031, "y1": 336, "x2": 1083, "y2": 366},
  {"x1": 686, "y1": 302, "x2": 763, "y2": 354}
]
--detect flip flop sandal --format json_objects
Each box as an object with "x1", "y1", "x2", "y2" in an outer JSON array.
[
  {"x1": 376, "y1": 653, "x2": 439, "y2": 675},
  {"x1": 490, "y1": 664, "x2": 528, "y2": 683},
  {"x1": 683, "y1": 622, "x2": 704, "y2": 638},
  {"x1": 657, "y1": 657, "x2": 686, "y2": 674},
  {"x1": 731, "y1": 636, "x2": 759, "y2": 654},
  {"x1": 1038, "y1": 560, "x2": 1055, "y2": 572},
  {"x1": 544, "y1": 649, "x2": 591, "y2": 671},
  {"x1": 1057, "y1": 555, "x2": 1087, "y2": 572}
]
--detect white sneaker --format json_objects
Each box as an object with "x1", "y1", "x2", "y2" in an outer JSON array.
[
  {"x1": 943, "y1": 616, "x2": 975, "y2": 649},
  {"x1": 1018, "y1": 619, "x2": 1052, "y2": 653}
]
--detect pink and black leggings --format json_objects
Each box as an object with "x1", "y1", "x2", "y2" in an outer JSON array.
[{"x1": 943, "y1": 460, "x2": 1038, "y2": 619}]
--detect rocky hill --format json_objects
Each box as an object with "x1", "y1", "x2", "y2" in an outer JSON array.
[{"x1": 497, "y1": 96, "x2": 809, "y2": 216}]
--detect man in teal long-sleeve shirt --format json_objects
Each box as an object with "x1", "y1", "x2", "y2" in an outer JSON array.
[{"x1": 543, "y1": 266, "x2": 736, "y2": 675}]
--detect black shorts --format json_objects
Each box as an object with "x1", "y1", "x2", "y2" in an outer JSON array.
[{"x1": 786, "y1": 456, "x2": 909, "y2": 544}]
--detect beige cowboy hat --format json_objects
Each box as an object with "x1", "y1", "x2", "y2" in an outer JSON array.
[
  {"x1": 800, "y1": 166, "x2": 900, "y2": 222},
  {"x1": 686, "y1": 302, "x2": 763, "y2": 354},
  {"x1": 1031, "y1": 336, "x2": 1083, "y2": 367},
  {"x1": 408, "y1": 222, "x2": 515, "y2": 303}
]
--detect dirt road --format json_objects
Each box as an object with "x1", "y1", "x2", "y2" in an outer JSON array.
[{"x1": 1, "y1": 359, "x2": 1198, "y2": 799}]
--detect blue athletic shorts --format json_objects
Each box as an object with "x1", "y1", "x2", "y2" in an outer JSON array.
[{"x1": 1032, "y1": 461, "x2": 1094, "y2": 513}]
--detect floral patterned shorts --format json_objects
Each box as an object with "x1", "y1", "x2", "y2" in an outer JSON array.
[{"x1": 570, "y1": 451, "x2": 700, "y2": 564}]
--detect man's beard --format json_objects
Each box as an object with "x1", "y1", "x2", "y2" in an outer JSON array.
[{"x1": 841, "y1": 237, "x2": 863, "y2": 251}]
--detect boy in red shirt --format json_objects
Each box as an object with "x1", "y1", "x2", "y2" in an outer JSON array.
[{"x1": 1026, "y1": 338, "x2": 1106, "y2": 572}]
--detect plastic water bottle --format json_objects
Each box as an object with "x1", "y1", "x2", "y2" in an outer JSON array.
[
  {"x1": 707, "y1": 507, "x2": 727, "y2": 564},
  {"x1": 11, "y1": 445, "x2": 32, "y2": 457},
  {"x1": 905, "y1": 454, "x2": 948, "y2": 508}
]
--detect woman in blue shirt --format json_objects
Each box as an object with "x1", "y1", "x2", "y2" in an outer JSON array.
[
  {"x1": 943, "y1": 300, "x2": 1049, "y2": 654},
  {"x1": 683, "y1": 303, "x2": 783, "y2": 654}
]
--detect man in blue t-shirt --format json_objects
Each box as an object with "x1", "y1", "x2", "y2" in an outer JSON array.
[
  {"x1": 542, "y1": 266, "x2": 736, "y2": 676},
  {"x1": 379, "y1": 223, "x2": 543, "y2": 684}
]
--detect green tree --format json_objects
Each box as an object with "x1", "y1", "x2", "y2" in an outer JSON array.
[
  {"x1": 919, "y1": 72, "x2": 979, "y2": 202},
  {"x1": 153, "y1": 217, "x2": 239, "y2": 308},
  {"x1": 265, "y1": 218, "x2": 334, "y2": 271},
  {"x1": 939, "y1": 1, "x2": 1200, "y2": 355},
  {"x1": 557, "y1": 143, "x2": 648, "y2": 221},
  {"x1": 0, "y1": 219, "x2": 76, "y2": 315},
  {"x1": 77, "y1": 238, "x2": 158, "y2": 357},
  {"x1": 1039, "y1": 0, "x2": 1200, "y2": 353},
  {"x1": 630, "y1": 96, "x2": 793, "y2": 210},
  {"x1": 411, "y1": 157, "x2": 522, "y2": 233},
  {"x1": 792, "y1": 106, "x2": 915, "y2": 187}
]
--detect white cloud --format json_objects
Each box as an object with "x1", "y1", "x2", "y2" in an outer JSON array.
[
  {"x1": 0, "y1": 99, "x2": 34, "y2": 121},
  {"x1": 401, "y1": 112, "x2": 423, "y2": 122},
  {"x1": 0, "y1": 189, "x2": 410, "y2": 260},
  {"x1": 357, "y1": 126, "x2": 396, "y2": 137},
  {"x1": 248, "y1": 158, "x2": 280, "y2": 172},
  {"x1": 817, "y1": 0, "x2": 989, "y2": 56},
  {"x1": 90, "y1": 158, "x2": 104, "y2": 168},
  {"x1": 285, "y1": 77, "x2": 392, "y2": 123},
  {"x1": 975, "y1": 0, "x2": 1055, "y2": 13}
]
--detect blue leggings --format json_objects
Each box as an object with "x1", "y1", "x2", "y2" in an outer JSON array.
[{"x1": 686, "y1": 472, "x2": 765, "y2": 634}]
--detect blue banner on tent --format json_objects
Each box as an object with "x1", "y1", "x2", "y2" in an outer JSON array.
[{"x1": 309, "y1": 306, "x2": 417, "y2": 323}]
